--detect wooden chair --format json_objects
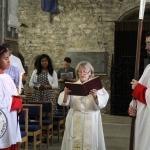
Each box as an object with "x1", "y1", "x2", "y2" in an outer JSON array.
[
  {"x1": 18, "y1": 108, "x2": 28, "y2": 150},
  {"x1": 53, "y1": 103, "x2": 67, "y2": 142},
  {"x1": 22, "y1": 99, "x2": 27, "y2": 104},
  {"x1": 25, "y1": 92, "x2": 33, "y2": 97},
  {"x1": 23, "y1": 104, "x2": 42, "y2": 150},
  {"x1": 22, "y1": 97, "x2": 31, "y2": 104},
  {"x1": 24, "y1": 92, "x2": 33, "y2": 101},
  {"x1": 22, "y1": 92, "x2": 33, "y2": 104},
  {"x1": 28, "y1": 101, "x2": 53, "y2": 148}
]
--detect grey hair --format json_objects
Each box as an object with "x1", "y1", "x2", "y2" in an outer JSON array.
[{"x1": 75, "y1": 61, "x2": 95, "y2": 79}]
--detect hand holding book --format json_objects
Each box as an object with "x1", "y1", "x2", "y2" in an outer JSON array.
[
  {"x1": 64, "y1": 87, "x2": 72, "y2": 95},
  {"x1": 89, "y1": 89, "x2": 99, "y2": 105},
  {"x1": 89, "y1": 89, "x2": 98, "y2": 99}
]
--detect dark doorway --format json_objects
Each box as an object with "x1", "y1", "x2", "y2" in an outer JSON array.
[{"x1": 111, "y1": 21, "x2": 150, "y2": 116}]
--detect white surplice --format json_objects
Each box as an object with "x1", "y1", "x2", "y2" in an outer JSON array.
[
  {"x1": 58, "y1": 80, "x2": 109, "y2": 150},
  {"x1": 0, "y1": 73, "x2": 21, "y2": 149},
  {"x1": 130, "y1": 64, "x2": 150, "y2": 150}
]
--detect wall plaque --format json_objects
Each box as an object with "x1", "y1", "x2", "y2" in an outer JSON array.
[{"x1": 65, "y1": 51, "x2": 108, "y2": 75}]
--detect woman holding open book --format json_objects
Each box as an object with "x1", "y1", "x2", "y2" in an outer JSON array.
[{"x1": 58, "y1": 61, "x2": 109, "y2": 150}]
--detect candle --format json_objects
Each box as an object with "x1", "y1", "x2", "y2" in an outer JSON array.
[{"x1": 18, "y1": 73, "x2": 22, "y2": 95}]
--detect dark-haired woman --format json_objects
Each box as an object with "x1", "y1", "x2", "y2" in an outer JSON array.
[
  {"x1": 29, "y1": 54, "x2": 58, "y2": 115},
  {"x1": 0, "y1": 46, "x2": 22, "y2": 150}
]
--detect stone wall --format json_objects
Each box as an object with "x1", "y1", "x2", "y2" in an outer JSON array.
[{"x1": 18, "y1": 0, "x2": 142, "y2": 113}]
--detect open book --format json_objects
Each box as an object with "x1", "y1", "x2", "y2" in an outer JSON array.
[
  {"x1": 33, "y1": 82, "x2": 41, "y2": 87},
  {"x1": 61, "y1": 72, "x2": 73, "y2": 79},
  {"x1": 65, "y1": 76, "x2": 102, "y2": 96}
]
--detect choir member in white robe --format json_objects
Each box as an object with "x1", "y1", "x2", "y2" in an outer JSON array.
[
  {"x1": 58, "y1": 61, "x2": 109, "y2": 150},
  {"x1": 0, "y1": 46, "x2": 22, "y2": 150},
  {"x1": 128, "y1": 32, "x2": 150, "y2": 150},
  {"x1": 129, "y1": 64, "x2": 150, "y2": 150}
]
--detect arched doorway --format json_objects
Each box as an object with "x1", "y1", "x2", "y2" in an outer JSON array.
[{"x1": 111, "y1": 7, "x2": 150, "y2": 115}]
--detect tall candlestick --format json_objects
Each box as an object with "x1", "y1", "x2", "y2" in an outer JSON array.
[{"x1": 18, "y1": 73, "x2": 22, "y2": 95}]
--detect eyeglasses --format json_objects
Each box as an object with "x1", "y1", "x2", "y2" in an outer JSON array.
[{"x1": 78, "y1": 71, "x2": 90, "y2": 75}]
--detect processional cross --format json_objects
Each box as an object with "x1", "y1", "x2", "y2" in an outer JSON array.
[{"x1": 129, "y1": 0, "x2": 146, "y2": 150}]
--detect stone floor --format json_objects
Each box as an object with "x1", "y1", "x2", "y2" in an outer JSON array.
[
  {"x1": 102, "y1": 114, "x2": 131, "y2": 150},
  {"x1": 27, "y1": 114, "x2": 131, "y2": 150}
]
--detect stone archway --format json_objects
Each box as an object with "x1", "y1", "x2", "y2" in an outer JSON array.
[
  {"x1": 114, "y1": 6, "x2": 150, "y2": 69},
  {"x1": 111, "y1": 6, "x2": 150, "y2": 115},
  {"x1": 118, "y1": 4, "x2": 150, "y2": 22}
]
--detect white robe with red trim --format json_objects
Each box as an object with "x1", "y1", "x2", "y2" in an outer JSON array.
[
  {"x1": 0, "y1": 73, "x2": 21, "y2": 149},
  {"x1": 58, "y1": 79, "x2": 109, "y2": 150},
  {"x1": 130, "y1": 64, "x2": 150, "y2": 150}
]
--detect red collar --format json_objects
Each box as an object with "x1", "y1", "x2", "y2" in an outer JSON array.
[{"x1": 0, "y1": 71, "x2": 4, "y2": 74}]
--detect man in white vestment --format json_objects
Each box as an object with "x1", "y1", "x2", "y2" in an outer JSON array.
[
  {"x1": 58, "y1": 61, "x2": 109, "y2": 150},
  {"x1": 129, "y1": 32, "x2": 150, "y2": 150}
]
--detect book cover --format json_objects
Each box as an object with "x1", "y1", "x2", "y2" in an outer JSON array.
[
  {"x1": 67, "y1": 72, "x2": 73, "y2": 78},
  {"x1": 61, "y1": 72, "x2": 73, "y2": 79},
  {"x1": 61, "y1": 73, "x2": 67, "y2": 79},
  {"x1": 65, "y1": 76, "x2": 102, "y2": 96},
  {"x1": 33, "y1": 82, "x2": 41, "y2": 87}
]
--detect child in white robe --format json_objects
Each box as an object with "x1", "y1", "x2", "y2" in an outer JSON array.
[{"x1": 0, "y1": 46, "x2": 22, "y2": 150}]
